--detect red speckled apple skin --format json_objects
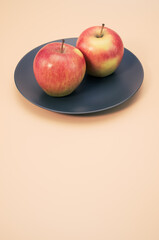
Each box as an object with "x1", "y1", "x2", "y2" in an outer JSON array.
[
  {"x1": 33, "y1": 42, "x2": 86, "y2": 97},
  {"x1": 76, "y1": 26, "x2": 124, "y2": 77}
]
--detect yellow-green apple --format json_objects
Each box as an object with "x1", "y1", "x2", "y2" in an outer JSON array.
[
  {"x1": 76, "y1": 24, "x2": 124, "y2": 77},
  {"x1": 33, "y1": 40, "x2": 86, "y2": 97}
]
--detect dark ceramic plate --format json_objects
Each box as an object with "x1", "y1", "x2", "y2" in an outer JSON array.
[{"x1": 14, "y1": 38, "x2": 144, "y2": 115}]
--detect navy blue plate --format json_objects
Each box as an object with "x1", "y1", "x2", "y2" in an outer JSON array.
[{"x1": 14, "y1": 38, "x2": 144, "y2": 115}]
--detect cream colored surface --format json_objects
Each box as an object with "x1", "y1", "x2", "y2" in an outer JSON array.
[{"x1": 1, "y1": 0, "x2": 159, "y2": 239}]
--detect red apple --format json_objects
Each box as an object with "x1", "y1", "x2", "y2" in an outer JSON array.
[
  {"x1": 33, "y1": 40, "x2": 86, "y2": 97},
  {"x1": 76, "y1": 24, "x2": 124, "y2": 77}
]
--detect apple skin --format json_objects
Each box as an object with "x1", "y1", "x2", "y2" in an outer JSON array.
[
  {"x1": 33, "y1": 42, "x2": 86, "y2": 97},
  {"x1": 76, "y1": 26, "x2": 124, "y2": 77}
]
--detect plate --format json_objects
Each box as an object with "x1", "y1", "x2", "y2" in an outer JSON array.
[{"x1": 14, "y1": 38, "x2": 144, "y2": 115}]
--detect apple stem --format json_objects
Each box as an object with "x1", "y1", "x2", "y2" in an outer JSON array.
[
  {"x1": 61, "y1": 39, "x2": 65, "y2": 53},
  {"x1": 99, "y1": 23, "x2": 105, "y2": 37}
]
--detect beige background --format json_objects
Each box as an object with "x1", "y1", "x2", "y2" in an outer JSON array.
[{"x1": 1, "y1": 0, "x2": 159, "y2": 239}]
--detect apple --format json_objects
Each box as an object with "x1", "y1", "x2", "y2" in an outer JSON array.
[
  {"x1": 33, "y1": 40, "x2": 86, "y2": 97},
  {"x1": 76, "y1": 24, "x2": 124, "y2": 77}
]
